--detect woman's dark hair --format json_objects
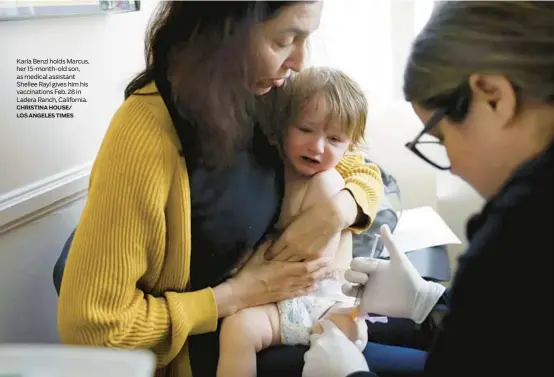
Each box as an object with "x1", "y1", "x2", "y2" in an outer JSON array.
[
  {"x1": 125, "y1": 1, "x2": 294, "y2": 169},
  {"x1": 404, "y1": 1, "x2": 554, "y2": 121}
]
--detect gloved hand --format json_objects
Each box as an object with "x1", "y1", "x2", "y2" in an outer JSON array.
[
  {"x1": 302, "y1": 320, "x2": 369, "y2": 377},
  {"x1": 342, "y1": 225, "x2": 446, "y2": 324}
]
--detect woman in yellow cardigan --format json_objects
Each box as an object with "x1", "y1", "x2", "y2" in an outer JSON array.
[{"x1": 57, "y1": 2, "x2": 383, "y2": 377}]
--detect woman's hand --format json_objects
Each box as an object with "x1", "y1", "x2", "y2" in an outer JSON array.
[
  {"x1": 302, "y1": 319, "x2": 369, "y2": 377},
  {"x1": 342, "y1": 225, "x2": 446, "y2": 324},
  {"x1": 227, "y1": 240, "x2": 335, "y2": 311},
  {"x1": 265, "y1": 190, "x2": 359, "y2": 262}
]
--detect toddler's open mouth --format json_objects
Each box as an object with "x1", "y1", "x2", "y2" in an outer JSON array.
[{"x1": 301, "y1": 156, "x2": 320, "y2": 164}]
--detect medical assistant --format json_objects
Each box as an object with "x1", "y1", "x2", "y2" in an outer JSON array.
[{"x1": 349, "y1": 141, "x2": 554, "y2": 376}]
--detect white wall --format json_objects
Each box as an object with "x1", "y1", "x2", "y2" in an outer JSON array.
[
  {"x1": 0, "y1": 198, "x2": 85, "y2": 343},
  {"x1": 0, "y1": 1, "x2": 159, "y2": 343},
  {"x1": 0, "y1": 1, "x2": 157, "y2": 228}
]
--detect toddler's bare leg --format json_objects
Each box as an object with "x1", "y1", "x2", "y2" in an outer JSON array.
[{"x1": 217, "y1": 303, "x2": 281, "y2": 377}]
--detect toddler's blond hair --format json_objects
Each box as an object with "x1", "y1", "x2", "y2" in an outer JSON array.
[{"x1": 277, "y1": 67, "x2": 368, "y2": 150}]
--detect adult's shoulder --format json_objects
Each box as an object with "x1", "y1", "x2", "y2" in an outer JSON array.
[
  {"x1": 94, "y1": 81, "x2": 185, "y2": 187},
  {"x1": 114, "y1": 81, "x2": 182, "y2": 155}
]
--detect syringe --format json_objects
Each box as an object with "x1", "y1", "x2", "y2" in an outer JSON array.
[{"x1": 351, "y1": 233, "x2": 381, "y2": 319}]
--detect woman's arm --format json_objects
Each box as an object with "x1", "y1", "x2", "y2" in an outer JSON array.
[
  {"x1": 58, "y1": 99, "x2": 222, "y2": 366},
  {"x1": 335, "y1": 153, "x2": 384, "y2": 233}
]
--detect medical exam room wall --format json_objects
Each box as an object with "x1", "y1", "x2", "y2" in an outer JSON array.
[{"x1": 0, "y1": 0, "x2": 158, "y2": 343}]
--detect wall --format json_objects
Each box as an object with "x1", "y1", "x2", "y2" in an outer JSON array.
[
  {"x1": 0, "y1": 2, "x2": 157, "y2": 229},
  {"x1": 437, "y1": 173, "x2": 484, "y2": 270},
  {"x1": 0, "y1": 1, "x2": 159, "y2": 343},
  {"x1": 0, "y1": 198, "x2": 85, "y2": 343}
]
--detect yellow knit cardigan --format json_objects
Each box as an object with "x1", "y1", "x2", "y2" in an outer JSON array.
[{"x1": 57, "y1": 82, "x2": 384, "y2": 377}]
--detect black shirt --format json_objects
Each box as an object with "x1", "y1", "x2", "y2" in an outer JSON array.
[
  {"x1": 155, "y1": 75, "x2": 285, "y2": 377},
  {"x1": 350, "y1": 140, "x2": 554, "y2": 377}
]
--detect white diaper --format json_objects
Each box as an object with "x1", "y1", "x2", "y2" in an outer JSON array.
[
  {"x1": 277, "y1": 295, "x2": 336, "y2": 346},
  {"x1": 277, "y1": 278, "x2": 354, "y2": 346}
]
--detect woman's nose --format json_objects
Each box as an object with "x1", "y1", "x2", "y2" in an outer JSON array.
[{"x1": 284, "y1": 43, "x2": 306, "y2": 73}]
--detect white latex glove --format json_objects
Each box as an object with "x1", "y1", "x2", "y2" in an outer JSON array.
[
  {"x1": 342, "y1": 225, "x2": 446, "y2": 324},
  {"x1": 302, "y1": 320, "x2": 369, "y2": 377}
]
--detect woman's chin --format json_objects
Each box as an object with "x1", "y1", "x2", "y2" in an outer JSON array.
[{"x1": 251, "y1": 84, "x2": 273, "y2": 96}]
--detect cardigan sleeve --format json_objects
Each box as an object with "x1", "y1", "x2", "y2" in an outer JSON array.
[
  {"x1": 57, "y1": 97, "x2": 218, "y2": 367},
  {"x1": 335, "y1": 153, "x2": 384, "y2": 234}
]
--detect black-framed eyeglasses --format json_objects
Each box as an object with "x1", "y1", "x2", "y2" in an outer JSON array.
[{"x1": 405, "y1": 108, "x2": 450, "y2": 170}]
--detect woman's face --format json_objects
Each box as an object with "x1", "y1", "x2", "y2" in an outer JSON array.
[
  {"x1": 412, "y1": 74, "x2": 545, "y2": 199},
  {"x1": 249, "y1": 2, "x2": 323, "y2": 95}
]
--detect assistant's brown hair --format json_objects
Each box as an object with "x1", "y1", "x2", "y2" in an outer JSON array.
[
  {"x1": 125, "y1": 1, "x2": 295, "y2": 169},
  {"x1": 404, "y1": 1, "x2": 554, "y2": 119}
]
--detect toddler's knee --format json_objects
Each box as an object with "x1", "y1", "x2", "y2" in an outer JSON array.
[
  {"x1": 221, "y1": 307, "x2": 271, "y2": 351},
  {"x1": 221, "y1": 309, "x2": 250, "y2": 334},
  {"x1": 220, "y1": 312, "x2": 245, "y2": 339},
  {"x1": 306, "y1": 169, "x2": 345, "y2": 203}
]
